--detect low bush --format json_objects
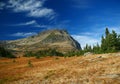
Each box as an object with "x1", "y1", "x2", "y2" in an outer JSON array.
[{"x1": 0, "y1": 46, "x2": 15, "y2": 58}]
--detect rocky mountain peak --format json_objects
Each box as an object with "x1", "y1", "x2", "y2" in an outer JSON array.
[{"x1": 2, "y1": 29, "x2": 81, "y2": 53}]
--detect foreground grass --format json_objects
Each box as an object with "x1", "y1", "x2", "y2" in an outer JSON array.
[{"x1": 0, "y1": 53, "x2": 120, "y2": 84}]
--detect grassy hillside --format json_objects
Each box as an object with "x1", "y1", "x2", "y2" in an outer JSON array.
[{"x1": 0, "y1": 53, "x2": 120, "y2": 84}]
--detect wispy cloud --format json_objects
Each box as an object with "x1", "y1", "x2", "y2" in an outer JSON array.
[
  {"x1": 15, "y1": 20, "x2": 37, "y2": 26},
  {"x1": 12, "y1": 20, "x2": 48, "y2": 28},
  {"x1": 1, "y1": 0, "x2": 56, "y2": 19},
  {"x1": 11, "y1": 32, "x2": 37, "y2": 37},
  {"x1": 0, "y1": 2, "x2": 5, "y2": 10},
  {"x1": 7, "y1": 0, "x2": 44, "y2": 12},
  {"x1": 28, "y1": 8, "x2": 55, "y2": 19}
]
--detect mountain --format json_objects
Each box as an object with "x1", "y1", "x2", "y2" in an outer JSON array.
[{"x1": 1, "y1": 29, "x2": 81, "y2": 54}]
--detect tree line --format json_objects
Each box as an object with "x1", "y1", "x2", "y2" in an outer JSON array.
[
  {"x1": 24, "y1": 48, "x2": 64, "y2": 58},
  {"x1": 84, "y1": 28, "x2": 120, "y2": 53}
]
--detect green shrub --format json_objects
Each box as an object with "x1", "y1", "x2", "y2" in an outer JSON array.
[
  {"x1": 28, "y1": 60, "x2": 33, "y2": 67},
  {"x1": 24, "y1": 51, "x2": 34, "y2": 57},
  {"x1": 0, "y1": 46, "x2": 15, "y2": 58},
  {"x1": 65, "y1": 51, "x2": 84, "y2": 57},
  {"x1": 34, "y1": 49, "x2": 64, "y2": 58},
  {"x1": 13, "y1": 59, "x2": 16, "y2": 63}
]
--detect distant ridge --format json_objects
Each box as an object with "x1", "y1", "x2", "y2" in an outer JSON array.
[{"x1": 1, "y1": 29, "x2": 81, "y2": 54}]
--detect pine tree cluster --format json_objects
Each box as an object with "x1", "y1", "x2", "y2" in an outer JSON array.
[{"x1": 84, "y1": 28, "x2": 120, "y2": 53}]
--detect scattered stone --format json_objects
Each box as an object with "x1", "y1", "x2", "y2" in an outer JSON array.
[
  {"x1": 97, "y1": 56, "x2": 102, "y2": 58},
  {"x1": 84, "y1": 52, "x2": 93, "y2": 56}
]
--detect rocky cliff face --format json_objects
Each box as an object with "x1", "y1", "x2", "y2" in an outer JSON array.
[{"x1": 2, "y1": 29, "x2": 81, "y2": 53}]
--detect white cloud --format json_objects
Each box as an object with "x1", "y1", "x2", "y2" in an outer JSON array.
[
  {"x1": 72, "y1": 35, "x2": 100, "y2": 49},
  {"x1": 8, "y1": 0, "x2": 43, "y2": 12},
  {"x1": 3, "y1": 0, "x2": 56, "y2": 19},
  {"x1": 28, "y1": 8, "x2": 55, "y2": 18},
  {"x1": 16, "y1": 20, "x2": 37, "y2": 26},
  {"x1": 11, "y1": 32, "x2": 37, "y2": 37},
  {"x1": 0, "y1": 2, "x2": 5, "y2": 10},
  {"x1": 12, "y1": 20, "x2": 47, "y2": 28}
]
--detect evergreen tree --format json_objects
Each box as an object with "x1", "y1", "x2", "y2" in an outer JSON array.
[
  {"x1": 84, "y1": 44, "x2": 92, "y2": 52},
  {"x1": 93, "y1": 43, "x2": 100, "y2": 53},
  {"x1": 105, "y1": 28, "x2": 110, "y2": 37},
  {"x1": 111, "y1": 30, "x2": 118, "y2": 51},
  {"x1": 100, "y1": 28, "x2": 120, "y2": 53}
]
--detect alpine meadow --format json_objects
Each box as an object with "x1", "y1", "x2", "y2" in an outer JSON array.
[{"x1": 0, "y1": 0, "x2": 120, "y2": 84}]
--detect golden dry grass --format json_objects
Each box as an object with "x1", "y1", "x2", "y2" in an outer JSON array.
[{"x1": 0, "y1": 53, "x2": 120, "y2": 84}]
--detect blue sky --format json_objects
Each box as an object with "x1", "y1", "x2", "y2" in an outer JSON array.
[{"x1": 0, "y1": 0, "x2": 120, "y2": 48}]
